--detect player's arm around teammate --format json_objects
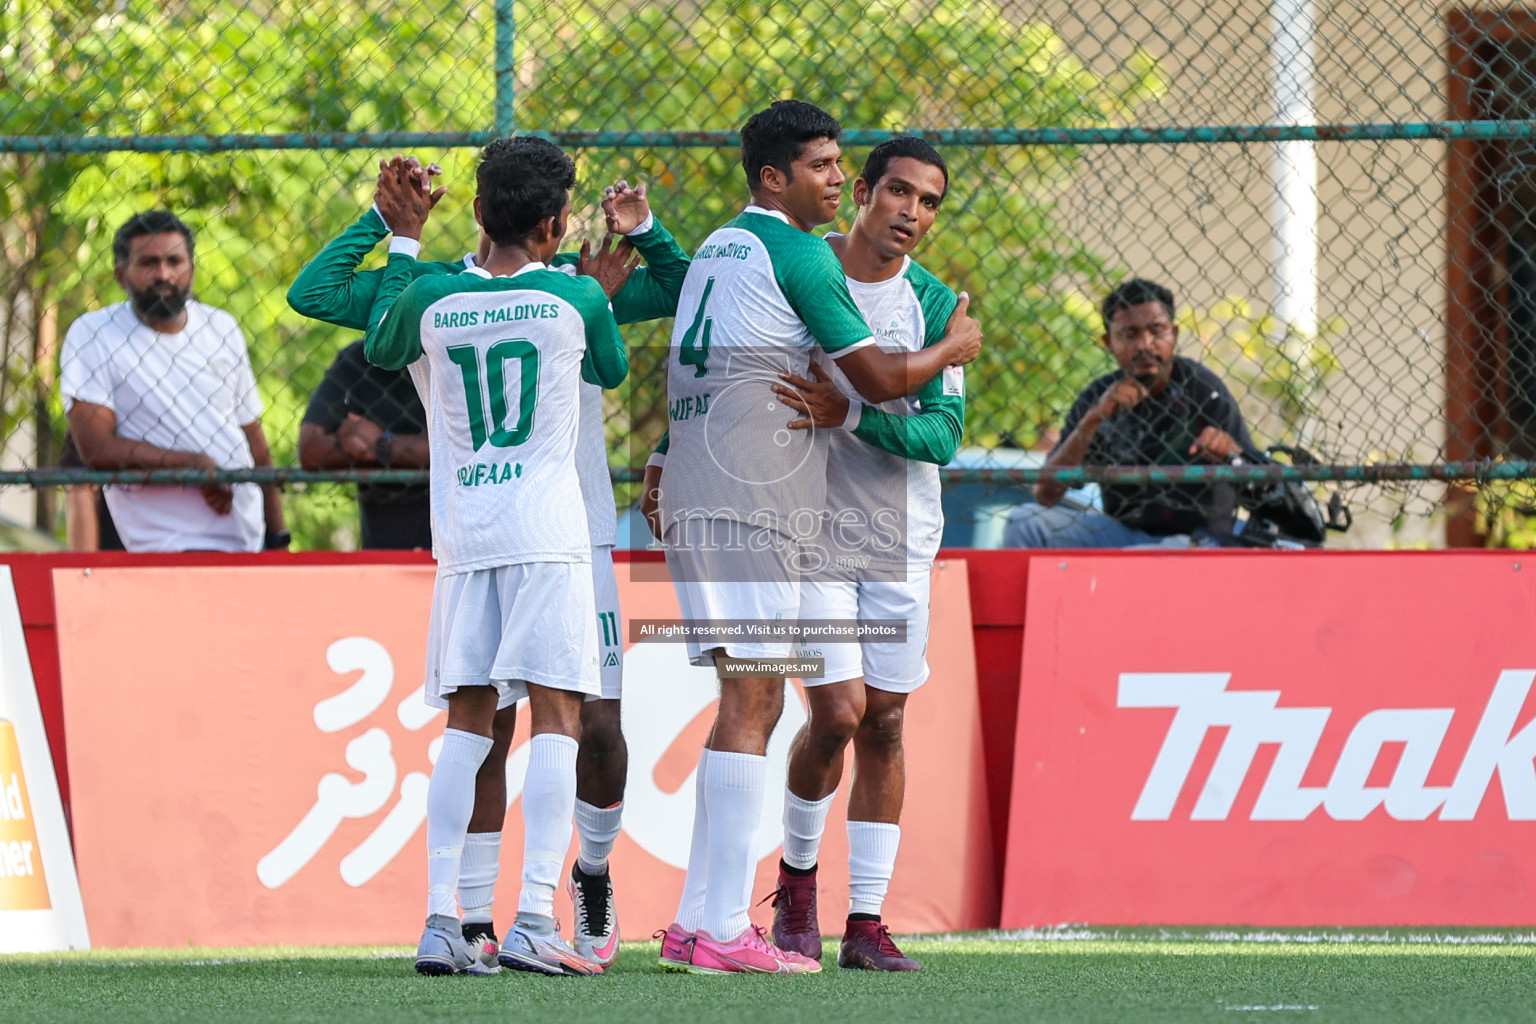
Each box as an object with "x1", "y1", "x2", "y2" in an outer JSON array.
[{"x1": 767, "y1": 139, "x2": 967, "y2": 972}]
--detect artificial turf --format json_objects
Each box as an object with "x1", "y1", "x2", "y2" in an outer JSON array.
[{"x1": 3, "y1": 930, "x2": 1535, "y2": 1024}]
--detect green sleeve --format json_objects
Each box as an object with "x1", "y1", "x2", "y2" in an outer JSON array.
[
  {"x1": 758, "y1": 222, "x2": 871, "y2": 352},
  {"x1": 286, "y1": 209, "x2": 389, "y2": 327},
  {"x1": 574, "y1": 282, "x2": 629, "y2": 388},
  {"x1": 547, "y1": 220, "x2": 691, "y2": 325},
  {"x1": 655, "y1": 429, "x2": 669, "y2": 456},
  {"x1": 362, "y1": 255, "x2": 426, "y2": 370},
  {"x1": 612, "y1": 219, "x2": 690, "y2": 323},
  {"x1": 851, "y1": 386, "x2": 964, "y2": 465},
  {"x1": 849, "y1": 265, "x2": 965, "y2": 464},
  {"x1": 287, "y1": 208, "x2": 468, "y2": 331}
]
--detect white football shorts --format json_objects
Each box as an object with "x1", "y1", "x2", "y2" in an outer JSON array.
[
  {"x1": 793, "y1": 568, "x2": 932, "y2": 692},
  {"x1": 424, "y1": 562, "x2": 600, "y2": 709},
  {"x1": 591, "y1": 543, "x2": 622, "y2": 701},
  {"x1": 664, "y1": 519, "x2": 800, "y2": 668}
]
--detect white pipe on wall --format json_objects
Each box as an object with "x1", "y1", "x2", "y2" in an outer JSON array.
[{"x1": 1272, "y1": 0, "x2": 1318, "y2": 339}]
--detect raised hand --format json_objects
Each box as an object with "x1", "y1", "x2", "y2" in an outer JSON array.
[
  {"x1": 601, "y1": 180, "x2": 651, "y2": 235},
  {"x1": 1093, "y1": 378, "x2": 1148, "y2": 420},
  {"x1": 577, "y1": 233, "x2": 643, "y2": 298},
  {"x1": 374, "y1": 155, "x2": 446, "y2": 240}
]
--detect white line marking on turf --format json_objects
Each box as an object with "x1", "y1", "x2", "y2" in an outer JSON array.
[
  {"x1": 924, "y1": 927, "x2": 1536, "y2": 946},
  {"x1": 1223, "y1": 1006, "x2": 1319, "y2": 1012}
]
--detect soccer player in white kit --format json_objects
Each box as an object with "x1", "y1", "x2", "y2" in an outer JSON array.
[
  {"x1": 290, "y1": 156, "x2": 688, "y2": 970},
  {"x1": 362, "y1": 138, "x2": 628, "y2": 977},
  {"x1": 649, "y1": 103, "x2": 981, "y2": 975},
  {"x1": 767, "y1": 138, "x2": 965, "y2": 972}
]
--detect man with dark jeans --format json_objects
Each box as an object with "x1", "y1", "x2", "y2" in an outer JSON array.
[
  {"x1": 299, "y1": 339, "x2": 430, "y2": 550},
  {"x1": 1003, "y1": 278, "x2": 1258, "y2": 548}
]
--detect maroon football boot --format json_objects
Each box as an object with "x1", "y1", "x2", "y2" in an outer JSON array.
[
  {"x1": 767, "y1": 861, "x2": 822, "y2": 960},
  {"x1": 838, "y1": 918, "x2": 920, "y2": 972}
]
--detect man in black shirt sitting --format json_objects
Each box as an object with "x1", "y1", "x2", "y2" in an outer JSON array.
[
  {"x1": 1004, "y1": 278, "x2": 1259, "y2": 548},
  {"x1": 300, "y1": 339, "x2": 431, "y2": 549}
]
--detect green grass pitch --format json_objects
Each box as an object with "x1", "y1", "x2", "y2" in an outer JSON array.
[{"x1": 3, "y1": 930, "x2": 1534, "y2": 1023}]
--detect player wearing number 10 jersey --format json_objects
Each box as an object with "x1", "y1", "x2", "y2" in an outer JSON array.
[
  {"x1": 363, "y1": 139, "x2": 626, "y2": 978},
  {"x1": 290, "y1": 154, "x2": 690, "y2": 969},
  {"x1": 653, "y1": 101, "x2": 982, "y2": 976}
]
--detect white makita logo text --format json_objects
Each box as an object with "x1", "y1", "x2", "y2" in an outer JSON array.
[{"x1": 1118, "y1": 670, "x2": 1536, "y2": 821}]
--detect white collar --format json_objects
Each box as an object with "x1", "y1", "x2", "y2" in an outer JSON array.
[
  {"x1": 462, "y1": 261, "x2": 547, "y2": 279},
  {"x1": 743, "y1": 205, "x2": 792, "y2": 225}
]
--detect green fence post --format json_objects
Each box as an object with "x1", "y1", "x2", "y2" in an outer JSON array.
[{"x1": 494, "y1": 0, "x2": 515, "y2": 137}]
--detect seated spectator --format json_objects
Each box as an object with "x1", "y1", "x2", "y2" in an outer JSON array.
[
  {"x1": 1003, "y1": 278, "x2": 1258, "y2": 548},
  {"x1": 298, "y1": 340, "x2": 430, "y2": 549},
  {"x1": 59, "y1": 210, "x2": 288, "y2": 552}
]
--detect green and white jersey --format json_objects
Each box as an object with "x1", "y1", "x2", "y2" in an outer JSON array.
[
  {"x1": 366, "y1": 262, "x2": 627, "y2": 574},
  {"x1": 661, "y1": 207, "x2": 873, "y2": 534},
  {"x1": 288, "y1": 209, "x2": 689, "y2": 549},
  {"x1": 821, "y1": 251, "x2": 965, "y2": 571}
]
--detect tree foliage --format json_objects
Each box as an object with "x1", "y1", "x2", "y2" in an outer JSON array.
[{"x1": 1, "y1": 0, "x2": 1162, "y2": 545}]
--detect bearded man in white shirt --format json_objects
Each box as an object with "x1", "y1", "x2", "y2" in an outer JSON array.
[{"x1": 59, "y1": 211, "x2": 288, "y2": 552}]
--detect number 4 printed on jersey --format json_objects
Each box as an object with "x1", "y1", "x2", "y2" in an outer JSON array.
[
  {"x1": 448, "y1": 340, "x2": 540, "y2": 450},
  {"x1": 679, "y1": 277, "x2": 714, "y2": 377}
]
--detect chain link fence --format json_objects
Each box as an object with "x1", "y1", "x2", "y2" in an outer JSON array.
[{"x1": 3, "y1": 0, "x2": 1534, "y2": 549}]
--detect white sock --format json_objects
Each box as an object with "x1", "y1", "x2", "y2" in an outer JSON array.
[
  {"x1": 459, "y1": 831, "x2": 502, "y2": 926},
  {"x1": 781, "y1": 790, "x2": 833, "y2": 870},
  {"x1": 425, "y1": 728, "x2": 493, "y2": 919},
  {"x1": 700, "y1": 750, "x2": 767, "y2": 942},
  {"x1": 517, "y1": 733, "x2": 579, "y2": 919},
  {"x1": 574, "y1": 799, "x2": 624, "y2": 875},
  {"x1": 674, "y1": 749, "x2": 712, "y2": 931},
  {"x1": 847, "y1": 821, "x2": 901, "y2": 918}
]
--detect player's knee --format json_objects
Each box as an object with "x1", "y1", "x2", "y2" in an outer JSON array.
[
  {"x1": 579, "y1": 708, "x2": 625, "y2": 761},
  {"x1": 810, "y1": 701, "x2": 862, "y2": 747},
  {"x1": 857, "y1": 703, "x2": 905, "y2": 755}
]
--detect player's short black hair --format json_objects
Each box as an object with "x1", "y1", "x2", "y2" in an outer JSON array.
[
  {"x1": 112, "y1": 211, "x2": 194, "y2": 267},
  {"x1": 740, "y1": 100, "x2": 842, "y2": 191},
  {"x1": 859, "y1": 136, "x2": 948, "y2": 194},
  {"x1": 477, "y1": 137, "x2": 577, "y2": 247},
  {"x1": 1102, "y1": 278, "x2": 1175, "y2": 332}
]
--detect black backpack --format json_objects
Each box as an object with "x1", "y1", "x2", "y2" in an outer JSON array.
[{"x1": 1235, "y1": 445, "x2": 1351, "y2": 546}]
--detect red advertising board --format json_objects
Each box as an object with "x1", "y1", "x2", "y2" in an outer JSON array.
[
  {"x1": 55, "y1": 560, "x2": 992, "y2": 947},
  {"x1": 1002, "y1": 552, "x2": 1536, "y2": 927}
]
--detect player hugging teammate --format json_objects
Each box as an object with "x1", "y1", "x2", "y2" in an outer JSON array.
[{"x1": 289, "y1": 99, "x2": 979, "y2": 978}]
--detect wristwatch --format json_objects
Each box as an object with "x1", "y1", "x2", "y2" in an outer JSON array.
[
  {"x1": 264, "y1": 530, "x2": 292, "y2": 551},
  {"x1": 375, "y1": 432, "x2": 395, "y2": 467}
]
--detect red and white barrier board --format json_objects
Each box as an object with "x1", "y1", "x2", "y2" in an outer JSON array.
[
  {"x1": 1001, "y1": 553, "x2": 1536, "y2": 928},
  {"x1": 0, "y1": 566, "x2": 88, "y2": 952},
  {"x1": 55, "y1": 560, "x2": 992, "y2": 948}
]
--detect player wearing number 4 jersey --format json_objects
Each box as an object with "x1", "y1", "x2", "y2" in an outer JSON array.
[
  {"x1": 362, "y1": 139, "x2": 625, "y2": 978},
  {"x1": 290, "y1": 152, "x2": 689, "y2": 971},
  {"x1": 767, "y1": 137, "x2": 965, "y2": 972},
  {"x1": 646, "y1": 101, "x2": 981, "y2": 976}
]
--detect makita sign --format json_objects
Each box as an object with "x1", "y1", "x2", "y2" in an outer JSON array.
[
  {"x1": 1001, "y1": 553, "x2": 1536, "y2": 928},
  {"x1": 1120, "y1": 670, "x2": 1536, "y2": 822}
]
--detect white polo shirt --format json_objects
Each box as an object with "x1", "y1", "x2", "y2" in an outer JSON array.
[{"x1": 59, "y1": 300, "x2": 265, "y2": 552}]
